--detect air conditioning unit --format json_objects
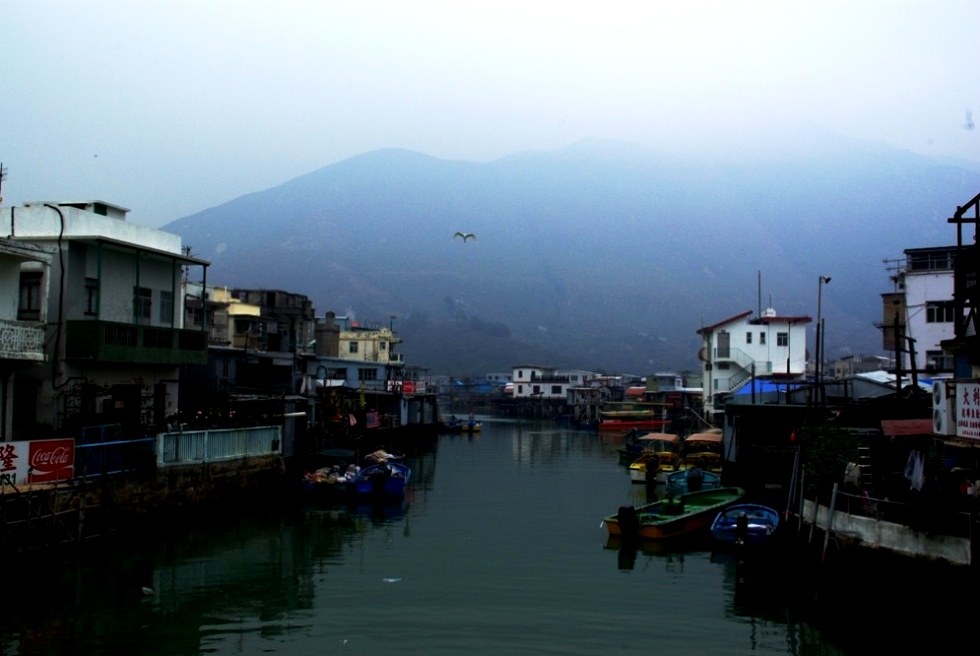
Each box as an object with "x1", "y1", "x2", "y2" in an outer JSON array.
[{"x1": 932, "y1": 380, "x2": 955, "y2": 436}]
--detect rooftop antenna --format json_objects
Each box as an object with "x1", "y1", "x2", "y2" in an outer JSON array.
[
  {"x1": 0, "y1": 162, "x2": 7, "y2": 205},
  {"x1": 882, "y1": 257, "x2": 904, "y2": 291},
  {"x1": 757, "y1": 270, "x2": 762, "y2": 317}
]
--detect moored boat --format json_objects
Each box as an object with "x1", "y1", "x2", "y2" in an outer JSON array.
[
  {"x1": 679, "y1": 431, "x2": 724, "y2": 474},
  {"x1": 439, "y1": 415, "x2": 482, "y2": 433},
  {"x1": 626, "y1": 433, "x2": 681, "y2": 483},
  {"x1": 664, "y1": 467, "x2": 722, "y2": 496},
  {"x1": 602, "y1": 487, "x2": 745, "y2": 540},
  {"x1": 352, "y1": 461, "x2": 411, "y2": 497},
  {"x1": 617, "y1": 430, "x2": 674, "y2": 464},
  {"x1": 598, "y1": 402, "x2": 671, "y2": 432},
  {"x1": 710, "y1": 503, "x2": 780, "y2": 545}
]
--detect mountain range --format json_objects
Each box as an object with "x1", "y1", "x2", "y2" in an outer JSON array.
[{"x1": 162, "y1": 133, "x2": 980, "y2": 376}]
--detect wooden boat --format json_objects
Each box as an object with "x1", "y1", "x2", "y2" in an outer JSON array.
[
  {"x1": 679, "y1": 432, "x2": 724, "y2": 474},
  {"x1": 626, "y1": 433, "x2": 681, "y2": 483},
  {"x1": 710, "y1": 503, "x2": 780, "y2": 545},
  {"x1": 617, "y1": 431, "x2": 673, "y2": 464},
  {"x1": 602, "y1": 487, "x2": 745, "y2": 540},
  {"x1": 599, "y1": 416, "x2": 671, "y2": 432},
  {"x1": 664, "y1": 467, "x2": 721, "y2": 497},
  {"x1": 301, "y1": 448, "x2": 360, "y2": 495},
  {"x1": 598, "y1": 402, "x2": 671, "y2": 432},
  {"x1": 352, "y1": 461, "x2": 411, "y2": 497}
]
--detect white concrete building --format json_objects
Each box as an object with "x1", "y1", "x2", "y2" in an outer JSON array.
[
  {"x1": 697, "y1": 308, "x2": 811, "y2": 417},
  {"x1": 511, "y1": 364, "x2": 572, "y2": 399},
  {"x1": 882, "y1": 246, "x2": 957, "y2": 375},
  {"x1": 1, "y1": 200, "x2": 209, "y2": 439}
]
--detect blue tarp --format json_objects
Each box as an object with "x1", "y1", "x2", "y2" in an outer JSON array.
[{"x1": 732, "y1": 380, "x2": 806, "y2": 395}]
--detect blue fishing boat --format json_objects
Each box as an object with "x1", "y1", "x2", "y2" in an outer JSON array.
[
  {"x1": 709, "y1": 503, "x2": 779, "y2": 545},
  {"x1": 353, "y1": 461, "x2": 411, "y2": 497},
  {"x1": 664, "y1": 467, "x2": 721, "y2": 497}
]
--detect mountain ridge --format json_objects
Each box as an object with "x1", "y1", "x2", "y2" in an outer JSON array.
[{"x1": 162, "y1": 137, "x2": 980, "y2": 376}]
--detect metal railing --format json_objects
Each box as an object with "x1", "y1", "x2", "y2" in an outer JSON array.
[
  {"x1": 156, "y1": 425, "x2": 282, "y2": 466},
  {"x1": 809, "y1": 485, "x2": 974, "y2": 539},
  {"x1": 0, "y1": 318, "x2": 45, "y2": 360},
  {"x1": 712, "y1": 346, "x2": 771, "y2": 373},
  {"x1": 74, "y1": 438, "x2": 156, "y2": 478}
]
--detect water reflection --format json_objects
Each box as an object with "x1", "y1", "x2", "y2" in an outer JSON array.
[{"x1": 4, "y1": 419, "x2": 970, "y2": 656}]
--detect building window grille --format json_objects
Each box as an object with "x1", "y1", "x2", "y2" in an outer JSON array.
[
  {"x1": 926, "y1": 301, "x2": 955, "y2": 323},
  {"x1": 133, "y1": 286, "x2": 152, "y2": 322},
  {"x1": 85, "y1": 278, "x2": 99, "y2": 316},
  {"x1": 18, "y1": 272, "x2": 42, "y2": 321},
  {"x1": 159, "y1": 290, "x2": 173, "y2": 323}
]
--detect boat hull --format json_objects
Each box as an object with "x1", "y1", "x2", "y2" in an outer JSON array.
[
  {"x1": 710, "y1": 503, "x2": 779, "y2": 545},
  {"x1": 664, "y1": 469, "x2": 722, "y2": 497},
  {"x1": 353, "y1": 462, "x2": 411, "y2": 497},
  {"x1": 604, "y1": 487, "x2": 745, "y2": 540},
  {"x1": 598, "y1": 419, "x2": 671, "y2": 432}
]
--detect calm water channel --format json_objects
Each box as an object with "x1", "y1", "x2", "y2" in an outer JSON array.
[{"x1": 1, "y1": 417, "x2": 972, "y2": 655}]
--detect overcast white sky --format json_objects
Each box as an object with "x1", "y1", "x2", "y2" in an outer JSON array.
[{"x1": 2, "y1": 1, "x2": 978, "y2": 227}]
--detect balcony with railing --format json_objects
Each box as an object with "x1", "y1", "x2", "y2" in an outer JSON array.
[
  {"x1": 0, "y1": 318, "x2": 46, "y2": 361},
  {"x1": 65, "y1": 320, "x2": 208, "y2": 365}
]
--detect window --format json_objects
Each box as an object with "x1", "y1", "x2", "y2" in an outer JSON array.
[
  {"x1": 159, "y1": 290, "x2": 173, "y2": 323},
  {"x1": 551, "y1": 385, "x2": 562, "y2": 394},
  {"x1": 85, "y1": 278, "x2": 99, "y2": 316},
  {"x1": 18, "y1": 272, "x2": 42, "y2": 320},
  {"x1": 349, "y1": 341, "x2": 359, "y2": 354},
  {"x1": 133, "y1": 286, "x2": 152, "y2": 322},
  {"x1": 328, "y1": 368, "x2": 347, "y2": 380},
  {"x1": 777, "y1": 332, "x2": 788, "y2": 347},
  {"x1": 358, "y1": 368, "x2": 378, "y2": 381},
  {"x1": 926, "y1": 301, "x2": 955, "y2": 323},
  {"x1": 759, "y1": 332, "x2": 766, "y2": 345},
  {"x1": 745, "y1": 332, "x2": 753, "y2": 344},
  {"x1": 379, "y1": 340, "x2": 387, "y2": 351},
  {"x1": 926, "y1": 350, "x2": 953, "y2": 371}
]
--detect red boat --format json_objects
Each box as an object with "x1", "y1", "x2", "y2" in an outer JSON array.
[{"x1": 598, "y1": 417, "x2": 671, "y2": 432}]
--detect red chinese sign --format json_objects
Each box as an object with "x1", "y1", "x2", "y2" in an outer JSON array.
[{"x1": 956, "y1": 381, "x2": 980, "y2": 441}]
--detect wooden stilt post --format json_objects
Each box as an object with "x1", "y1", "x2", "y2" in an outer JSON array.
[{"x1": 821, "y1": 483, "x2": 839, "y2": 564}]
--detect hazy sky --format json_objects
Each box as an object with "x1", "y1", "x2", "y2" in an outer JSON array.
[{"x1": 2, "y1": 1, "x2": 978, "y2": 227}]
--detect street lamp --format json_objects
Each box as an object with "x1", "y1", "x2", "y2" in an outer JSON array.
[{"x1": 817, "y1": 275, "x2": 831, "y2": 404}]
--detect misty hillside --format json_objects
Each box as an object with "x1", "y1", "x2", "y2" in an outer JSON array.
[{"x1": 162, "y1": 136, "x2": 980, "y2": 376}]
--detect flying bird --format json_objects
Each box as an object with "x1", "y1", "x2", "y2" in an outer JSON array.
[{"x1": 453, "y1": 232, "x2": 476, "y2": 242}]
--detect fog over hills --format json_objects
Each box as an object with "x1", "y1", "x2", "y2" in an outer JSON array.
[{"x1": 162, "y1": 136, "x2": 980, "y2": 376}]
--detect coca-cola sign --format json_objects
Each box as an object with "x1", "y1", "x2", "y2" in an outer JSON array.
[
  {"x1": 0, "y1": 439, "x2": 75, "y2": 487},
  {"x1": 29, "y1": 439, "x2": 75, "y2": 482}
]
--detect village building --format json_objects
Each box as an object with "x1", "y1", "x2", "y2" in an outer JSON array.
[
  {"x1": 881, "y1": 245, "x2": 958, "y2": 377},
  {"x1": 696, "y1": 308, "x2": 811, "y2": 420},
  {"x1": 1, "y1": 200, "x2": 209, "y2": 440}
]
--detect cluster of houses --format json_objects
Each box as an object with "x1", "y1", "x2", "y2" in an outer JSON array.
[
  {"x1": 2, "y1": 191, "x2": 979, "y2": 564},
  {"x1": 0, "y1": 199, "x2": 438, "y2": 490}
]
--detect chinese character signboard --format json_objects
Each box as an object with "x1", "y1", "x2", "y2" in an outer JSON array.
[
  {"x1": 956, "y1": 381, "x2": 980, "y2": 441},
  {"x1": 0, "y1": 439, "x2": 75, "y2": 488}
]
